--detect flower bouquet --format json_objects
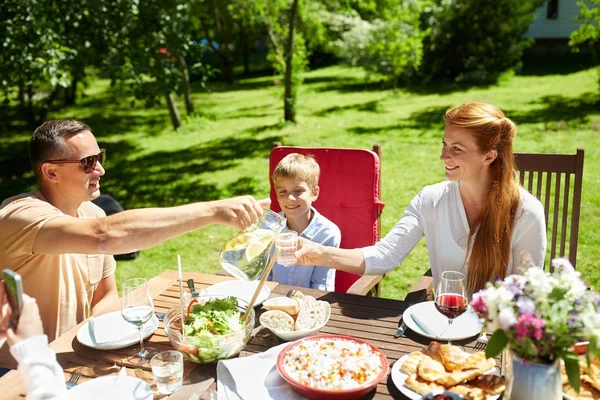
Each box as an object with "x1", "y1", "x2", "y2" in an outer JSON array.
[{"x1": 471, "y1": 254, "x2": 600, "y2": 393}]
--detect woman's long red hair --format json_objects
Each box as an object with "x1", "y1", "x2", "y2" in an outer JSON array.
[{"x1": 444, "y1": 103, "x2": 520, "y2": 294}]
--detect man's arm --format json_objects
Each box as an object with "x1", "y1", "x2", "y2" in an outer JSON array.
[
  {"x1": 33, "y1": 196, "x2": 270, "y2": 255},
  {"x1": 90, "y1": 274, "x2": 119, "y2": 315}
]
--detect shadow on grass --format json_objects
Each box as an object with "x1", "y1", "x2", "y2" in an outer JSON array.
[
  {"x1": 518, "y1": 53, "x2": 596, "y2": 77},
  {"x1": 102, "y1": 133, "x2": 282, "y2": 209},
  {"x1": 347, "y1": 105, "x2": 449, "y2": 136},
  {"x1": 507, "y1": 92, "x2": 600, "y2": 128},
  {"x1": 314, "y1": 100, "x2": 386, "y2": 117}
]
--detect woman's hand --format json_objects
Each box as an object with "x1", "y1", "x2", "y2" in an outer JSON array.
[
  {"x1": 293, "y1": 237, "x2": 330, "y2": 266},
  {"x1": 7, "y1": 294, "x2": 44, "y2": 347}
]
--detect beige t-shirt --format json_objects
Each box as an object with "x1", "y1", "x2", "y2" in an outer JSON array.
[{"x1": 0, "y1": 190, "x2": 116, "y2": 362}]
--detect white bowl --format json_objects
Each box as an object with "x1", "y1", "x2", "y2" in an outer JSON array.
[{"x1": 262, "y1": 307, "x2": 331, "y2": 341}]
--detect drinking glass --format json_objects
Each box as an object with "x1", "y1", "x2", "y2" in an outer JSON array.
[
  {"x1": 276, "y1": 231, "x2": 298, "y2": 266},
  {"x1": 121, "y1": 278, "x2": 158, "y2": 364},
  {"x1": 151, "y1": 350, "x2": 184, "y2": 395},
  {"x1": 434, "y1": 271, "x2": 467, "y2": 345},
  {"x1": 219, "y1": 209, "x2": 286, "y2": 281}
]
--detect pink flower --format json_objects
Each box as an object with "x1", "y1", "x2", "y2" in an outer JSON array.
[
  {"x1": 471, "y1": 291, "x2": 488, "y2": 315},
  {"x1": 159, "y1": 47, "x2": 168, "y2": 55},
  {"x1": 515, "y1": 313, "x2": 545, "y2": 341}
]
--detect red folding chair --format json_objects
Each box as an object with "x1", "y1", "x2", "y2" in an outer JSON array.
[{"x1": 269, "y1": 144, "x2": 385, "y2": 296}]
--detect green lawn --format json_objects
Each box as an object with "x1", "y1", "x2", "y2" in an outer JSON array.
[{"x1": 1, "y1": 65, "x2": 598, "y2": 300}]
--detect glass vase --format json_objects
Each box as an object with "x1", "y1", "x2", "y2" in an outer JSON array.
[{"x1": 507, "y1": 353, "x2": 561, "y2": 400}]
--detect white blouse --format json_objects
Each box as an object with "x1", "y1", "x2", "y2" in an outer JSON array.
[{"x1": 360, "y1": 181, "x2": 546, "y2": 289}]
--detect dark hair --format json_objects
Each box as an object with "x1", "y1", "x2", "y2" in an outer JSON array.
[{"x1": 30, "y1": 119, "x2": 91, "y2": 179}]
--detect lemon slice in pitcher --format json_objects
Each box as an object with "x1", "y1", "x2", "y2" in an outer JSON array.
[{"x1": 245, "y1": 241, "x2": 267, "y2": 262}]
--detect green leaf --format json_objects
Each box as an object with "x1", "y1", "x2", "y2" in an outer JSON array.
[
  {"x1": 564, "y1": 352, "x2": 581, "y2": 393},
  {"x1": 486, "y1": 329, "x2": 509, "y2": 359}
]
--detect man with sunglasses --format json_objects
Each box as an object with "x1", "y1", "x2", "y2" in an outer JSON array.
[{"x1": 0, "y1": 119, "x2": 269, "y2": 369}]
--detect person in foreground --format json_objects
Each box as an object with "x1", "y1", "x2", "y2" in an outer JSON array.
[
  {"x1": 268, "y1": 153, "x2": 341, "y2": 291},
  {"x1": 0, "y1": 284, "x2": 66, "y2": 400},
  {"x1": 294, "y1": 102, "x2": 547, "y2": 297},
  {"x1": 0, "y1": 119, "x2": 269, "y2": 368}
]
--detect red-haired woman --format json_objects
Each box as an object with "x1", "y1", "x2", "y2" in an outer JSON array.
[{"x1": 295, "y1": 102, "x2": 546, "y2": 296}]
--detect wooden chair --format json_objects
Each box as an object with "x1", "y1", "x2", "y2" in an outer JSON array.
[
  {"x1": 405, "y1": 148, "x2": 585, "y2": 301},
  {"x1": 269, "y1": 144, "x2": 386, "y2": 296},
  {"x1": 514, "y1": 148, "x2": 584, "y2": 270}
]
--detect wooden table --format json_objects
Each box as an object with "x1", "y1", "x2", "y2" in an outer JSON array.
[{"x1": 0, "y1": 271, "x2": 498, "y2": 399}]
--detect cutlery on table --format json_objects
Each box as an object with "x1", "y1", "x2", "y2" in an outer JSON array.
[
  {"x1": 66, "y1": 368, "x2": 84, "y2": 389},
  {"x1": 394, "y1": 318, "x2": 407, "y2": 338},
  {"x1": 88, "y1": 317, "x2": 98, "y2": 347},
  {"x1": 187, "y1": 279, "x2": 198, "y2": 297},
  {"x1": 474, "y1": 332, "x2": 488, "y2": 351},
  {"x1": 410, "y1": 313, "x2": 440, "y2": 337}
]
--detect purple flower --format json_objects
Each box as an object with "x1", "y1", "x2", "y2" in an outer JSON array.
[{"x1": 516, "y1": 296, "x2": 536, "y2": 315}]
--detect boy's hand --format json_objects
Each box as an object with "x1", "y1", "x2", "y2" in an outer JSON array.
[
  {"x1": 294, "y1": 238, "x2": 328, "y2": 266},
  {"x1": 7, "y1": 294, "x2": 44, "y2": 347}
]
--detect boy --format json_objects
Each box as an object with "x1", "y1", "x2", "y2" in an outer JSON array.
[{"x1": 269, "y1": 153, "x2": 341, "y2": 291}]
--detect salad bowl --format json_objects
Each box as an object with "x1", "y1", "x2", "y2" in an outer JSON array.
[{"x1": 163, "y1": 295, "x2": 255, "y2": 364}]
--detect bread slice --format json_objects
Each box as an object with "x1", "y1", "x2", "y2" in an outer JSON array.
[
  {"x1": 262, "y1": 296, "x2": 300, "y2": 316},
  {"x1": 295, "y1": 296, "x2": 330, "y2": 331},
  {"x1": 260, "y1": 310, "x2": 295, "y2": 332}
]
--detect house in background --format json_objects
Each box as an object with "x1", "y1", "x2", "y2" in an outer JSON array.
[{"x1": 525, "y1": 0, "x2": 582, "y2": 43}]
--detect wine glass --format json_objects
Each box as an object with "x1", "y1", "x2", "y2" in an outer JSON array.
[
  {"x1": 121, "y1": 278, "x2": 158, "y2": 364},
  {"x1": 435, "y1": 271, "x2": 467, "y2": 345}
]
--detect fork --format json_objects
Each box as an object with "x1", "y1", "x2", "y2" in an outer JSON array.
[
  {"x1": 474, "y1": 332, "x2": 488, "y2": 351},
  {"x1": 66, "y1": 368, "x2": 84, "y2": 389}
]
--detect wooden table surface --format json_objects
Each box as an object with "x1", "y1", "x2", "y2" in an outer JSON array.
[{"x1": 0, "y1": 271, "x2": 501, "y2": 399}]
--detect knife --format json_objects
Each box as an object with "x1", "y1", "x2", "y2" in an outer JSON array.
[
  {"x1": 410, "y1": 313, "x2": 439, "y2": 337},
  {"x1": 88, "y1": 317, "x2": 99, "y2": 347},
  {"x1": 395, "y1": 318, "x2": 407, "y2": 338}
]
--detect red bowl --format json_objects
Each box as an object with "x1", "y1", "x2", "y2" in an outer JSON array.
[{"x1": 276, "y1": 334, "x2": 389, "y2": 400}]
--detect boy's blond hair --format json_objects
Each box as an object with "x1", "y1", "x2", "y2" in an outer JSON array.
[{"x1": 272, "y1": 153, "x2": 320, "y2": 191}]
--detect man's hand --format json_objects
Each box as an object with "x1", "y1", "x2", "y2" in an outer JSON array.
[
  {"x1": 293, "y1": 237, "x2": 328, "y2": 266},
  {"x1": 212, "y1": 196, "x2": 271, "y2": 231},
  {"x1": 7, "y1": 294, "x2": 44, "y2": 346}
]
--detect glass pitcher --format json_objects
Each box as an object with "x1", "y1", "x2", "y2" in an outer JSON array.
[{"x1": 219, "y1": 209, "x2": 286, "y2": 281}]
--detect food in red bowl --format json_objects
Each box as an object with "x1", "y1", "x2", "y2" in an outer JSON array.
[{"x1": 276, "y1": 334, "x2": 389, "y2": 400}]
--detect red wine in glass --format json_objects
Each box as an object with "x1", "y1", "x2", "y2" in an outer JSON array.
[
  {"x1": 435, "y1": 271, "x2": 466, "y2": 345},
  {"x1": 435, "y1": 293, "x2": 468, "y2": 319}
]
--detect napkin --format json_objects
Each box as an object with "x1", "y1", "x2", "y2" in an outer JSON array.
[
  {"x1": 216, "y1": 343, "x2": 305, "y2": 400},
  {"x1": 89, "y1": 315, "x2": 139, "y2": 345},
  {"x1": 410, "y1": 312, "x2": 443, "y2": 337}
]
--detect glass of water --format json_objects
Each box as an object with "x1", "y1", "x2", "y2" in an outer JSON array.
[
  {"x1": 121, "y1": 278, "x2": 158, "y2": 364},
  {"x1": 276, "y1": 231, "x2": 298, "y2": 266},
  {"x1": 151, "y1": 350, "x2": 184, "y2": 395}
]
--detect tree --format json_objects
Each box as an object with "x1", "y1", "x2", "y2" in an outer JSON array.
[
  {"x1": 0, "y1": 0, "x2": 74, "y2": 126},
  {"x1": 570, "y1": 0, "x2": 600, "y2": 95},
  {"x1": 419, "y1": 0, "x2": 544, "y2": 83},
  {"x1": 327, "y1": 1, "x2": 428, "y2": 86},
  {"x1": 103, "y1": 0, "x2": 199, "y2": 129},
  {"x1": 255, "y1": 0, "x2": 330, "y2": 123}
]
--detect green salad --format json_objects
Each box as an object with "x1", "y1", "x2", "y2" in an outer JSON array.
[{"x1": 178, "y1": 296, "x2": 247, "y2": 363}]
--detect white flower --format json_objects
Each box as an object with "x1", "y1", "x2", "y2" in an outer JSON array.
[
  {"x1": 498, "y1": 307, "x2": 517, "y2": 330},
  {"x1": 516, "y1": 296, "x2": 536, "y2": 315},
  {"x1": 552, "y1": 258, "x2": 574, "y2": 274}
]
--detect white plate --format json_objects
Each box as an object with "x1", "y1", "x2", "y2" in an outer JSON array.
[
  {"x1": 77, "y1": 311, "x2": 159, "y2": 350},
  {"x1": 391, "y1": 354, "x2": 501, "y2": 400},
  {"x1": 403, "y1": 301, "x2": 483, "y2": 340},
  {"x1": 201, "y1": 280, "x2": 270, "y2": 307},
  {"x1": 65, "y1": 375, "x2": 153, "y2": 400}
]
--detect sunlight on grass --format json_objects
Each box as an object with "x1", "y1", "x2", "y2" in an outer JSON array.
[{"x1": 1, "y1": 65, "x2": 599, "y2": 299}]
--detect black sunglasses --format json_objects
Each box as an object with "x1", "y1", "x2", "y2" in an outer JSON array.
[{"x1": 43, "y1": 149, "x2": 106, "y2": 174}]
